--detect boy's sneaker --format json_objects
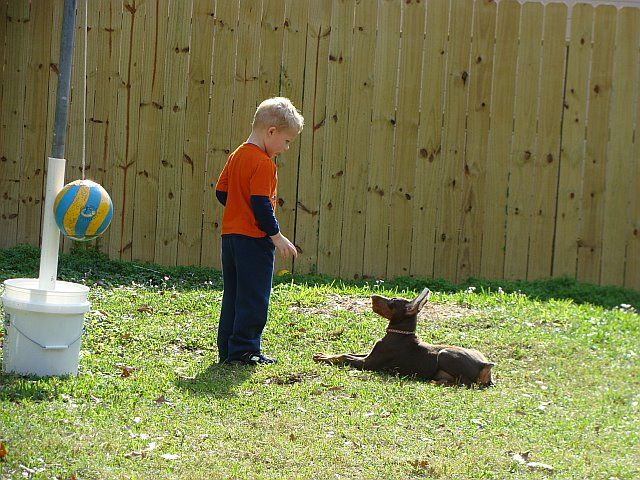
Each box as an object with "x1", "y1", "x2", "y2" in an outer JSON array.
[{"x1": 239, "y1": 352, "x2": 277, "y2": 365}]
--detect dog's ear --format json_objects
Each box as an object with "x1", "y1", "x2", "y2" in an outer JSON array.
[{"x1": 406, "y1": 288, "x2": 431, "y2": 315}]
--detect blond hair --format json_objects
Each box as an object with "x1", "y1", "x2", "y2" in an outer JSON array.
[{"x1": 252, "y1": 97, "x2": 304, "y2": 133}]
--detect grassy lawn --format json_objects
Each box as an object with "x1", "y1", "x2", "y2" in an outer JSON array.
[{"x1": 1, "y1": 245, "x2": 639, "y2": 479}]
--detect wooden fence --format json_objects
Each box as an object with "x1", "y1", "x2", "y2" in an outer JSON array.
[{"x1": 0, "y1": 0, "x2": 639, "y2": 290}]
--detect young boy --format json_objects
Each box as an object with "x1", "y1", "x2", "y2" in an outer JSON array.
[{"x1": 215, "y1": 97, "x2": 303, "y2": 365}]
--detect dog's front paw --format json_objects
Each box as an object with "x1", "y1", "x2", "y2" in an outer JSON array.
[{"x1": 313, "y1": 353, "x2": 332, "y2": 364}]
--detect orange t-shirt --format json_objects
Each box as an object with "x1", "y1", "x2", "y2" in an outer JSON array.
[{"x1": 216, "y1": 143, "x2": 278, "y2": 238}]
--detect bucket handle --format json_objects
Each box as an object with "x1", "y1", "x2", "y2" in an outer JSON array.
[{"x1": 10, "y1": 322, "x2": 82, "y2": 350}]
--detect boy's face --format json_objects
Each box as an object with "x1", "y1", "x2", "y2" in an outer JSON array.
[{"x1": 264, "y1": 126, "x2": 298, "y2": 159}]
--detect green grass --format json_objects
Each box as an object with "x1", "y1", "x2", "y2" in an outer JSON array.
[{"x1": 1, "y1": 244, "x2": 639, "y2": 479}]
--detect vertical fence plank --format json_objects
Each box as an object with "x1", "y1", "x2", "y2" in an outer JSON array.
[
  {"x1": 258, "y1": 0, "x2": 285, "y2": 101},
  {"x1": 109, "y1": 0, "x2": 146, "y2": 261},
  {"x1": 601, "y1": 7, "x2": 640, "y2": 286},
  {"x1": 294, "y1": 0, "x2": 332, "y2": 274},
  {"x1": 577, "y1": 5, "x2": 616, "y2": 284},
  {"x1": 177, "y1": 0, "x2": 215, "y2": 266},
  {"x1": 338, "y1": 0, "x2": 376, "y2": 279},
  {"x1": 92, "y1": 0, "x2": 124, "y2": 256},
  {"x1": 363, "y1": 0, "x2": 400, "y2": 279},
  {"x1": 132, "y1": 0, "x2": 169, "y2": 262},
  {"x1": 278, "y1": 0, "x2": 308, "y2": 273},
  {"x1": 18, "y1": 2, "x2": 55, "y2": 247},
  {"x1": 528, "y1": 2, "x2": 567, "y2": 280},
  {"x1": 504, "y1": 2, "x2": 543, "y2": 280},
  {"x1": 202, "y1": 0, "x2": 239, "y2": 268},
  {"x1": 0, "y1": 2, "x2": 31, "y2": 249},
  {"x1": 83, "y1": 2, "x2": 99, "y2": 186},
  {"x1": 411, "y1": 0, "x2": 448, "y2": 279},
  {"x1": 481, "y1": 0, "x2": 520, "y2": 280},
  {"x1": 229, "y1": 0, "x2": 261, "y2": 150},
  {"x1": 628, "y1": 76, "x2": 640, "y2": 290},
  {"x1": 554, "y1": 3, "x2": 593, "y2": 278},
  {"x1": 457, "y1": 0, "x2": 496, "y2": 281},
  {"x1": 0, "y1": 0, "x2": 7, "y2": 111},
  {"x1": 154, "y1": 0, "x2": 192, "y2": 265},
  {"x1": 434, "y1": 0, "x2": 473, "y2": 282},
  {"x1": 317, "y1": 0, "x2": 354, "y2": 276},
  {"x1": 386, "y1": 0, "x2": 425, "y2": 279},
  {"x1": 258, "y1": 0, "x2": 287, "y2": 272}
]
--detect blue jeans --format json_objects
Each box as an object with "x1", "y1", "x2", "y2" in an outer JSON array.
[{"x1": 218, "y1": 234, "x2": 275, "y2": 362}]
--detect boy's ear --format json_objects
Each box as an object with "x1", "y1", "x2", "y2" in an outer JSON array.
[{"x1": 267, "y1": 126, "x2": 277, "y2": 135}]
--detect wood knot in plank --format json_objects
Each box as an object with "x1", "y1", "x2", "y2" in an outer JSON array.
[{"x1": 297, "y1": 202, "x2": 319, "y2": 216}]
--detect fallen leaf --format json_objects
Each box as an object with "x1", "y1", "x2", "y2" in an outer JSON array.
[
  {"x1": 120, "y1": 366, "x2": 136, "y2": 377},
  {"x1": 471, "y1": 418, "x2": 486, "y2": 428},
  {"x1": 0, "y1": 442, "x2": 6, "y2": 460},
  {"x1": 154, "y1": 395, "x2": 174, "y2": 405},
  {"x1": 325, "y1": 385, "x2": 344, "y2": 392},
  {"x1": 408, "y1": 459, "x2": 430, "y2": 470},
  {"x1": 145, "y1": 442, "x2": 157, "y2": 452},
  {"x1": 137, "y1": 304, "x2": 152, "y2": 313},
  {"x1": 161, "y1": 453, "x2": 180, "y2": 460},
  {"x1": 511, "y1": 453, "x2": 526, "y2": 464},
  {"x1": 510, "y1": 451, "x2": 530, "y2": 464},
  {"x1": 526, "y1": 462, "x2": 554, "y2": 472},
  {"x1": 124, "y1": 450, "x2": 145, "y2": 458}
]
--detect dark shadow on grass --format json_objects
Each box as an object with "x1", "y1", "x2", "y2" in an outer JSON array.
[
  {"x1": 2, "y1": 244, "x2": 639, "y2": 309},
  {"x1": 0, "y1": 370, "x2": 64, "y2": 402},
  {"x1": 175, "y1": 362, "x2": 255, "y2": 398},
  {"x1": 316, "y1": 362, "x2": 497, "y2": 390}
]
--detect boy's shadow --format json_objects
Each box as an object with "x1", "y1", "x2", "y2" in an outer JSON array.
[{"x1": 175, "y1": 362, "x2": 254, "y2": 398}]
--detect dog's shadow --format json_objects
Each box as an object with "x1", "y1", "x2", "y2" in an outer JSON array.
[
  {"x1": 175, "y1": 362, "x2": 255, "y2": 398},
  {"x1": 333, "y1": 365, "x2": 496, "y2": 390}
]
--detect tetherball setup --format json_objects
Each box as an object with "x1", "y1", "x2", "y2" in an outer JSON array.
[{"x1": 1, "y1": 0, "x2": 113, "y2": 377}]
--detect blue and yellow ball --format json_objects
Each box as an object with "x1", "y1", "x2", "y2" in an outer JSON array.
[{"x1": 53, "y1": 180, "x2": 113, "y2": 241}]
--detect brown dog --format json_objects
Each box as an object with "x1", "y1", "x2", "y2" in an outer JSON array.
[{"x1": 313, "y1": 288, "x2": 494, "y2": 386}]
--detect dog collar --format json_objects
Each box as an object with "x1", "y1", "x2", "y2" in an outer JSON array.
[{"x1": 386, "y1": 328, "x2": 415, "y2": 335}]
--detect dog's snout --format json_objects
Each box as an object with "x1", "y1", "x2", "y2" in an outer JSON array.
[{"x1": 371, "y1": 295, "x2": 393, "y2": 320}]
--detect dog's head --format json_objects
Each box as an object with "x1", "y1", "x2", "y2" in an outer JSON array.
[{"x1": 371, "y1": 288, "x2": 431, "y2": 326}]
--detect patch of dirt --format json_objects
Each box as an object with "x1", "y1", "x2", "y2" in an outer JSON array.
[
  {"x1": 263, "y1": 372, "x2": 320, "y2": 385},
  {"x1": 288, "y1": 294, "x2": 481, "y2": 321}
]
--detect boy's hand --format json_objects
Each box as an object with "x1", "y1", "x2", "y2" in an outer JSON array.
[{"x1": 270, "y1": 232, "x2": 298, "y2": 259}]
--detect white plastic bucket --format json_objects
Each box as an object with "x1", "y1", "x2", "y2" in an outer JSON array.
[{"x1": 1, "y1": 278, "x2": 90, "y2": 377}]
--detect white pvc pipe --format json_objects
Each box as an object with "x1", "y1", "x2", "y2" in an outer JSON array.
[{"x1": 38, "y1": 157, "x2": 66, "y2": 290}]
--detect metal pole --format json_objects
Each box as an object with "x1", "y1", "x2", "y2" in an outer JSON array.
[
  {"x1": 51, "y1": 0, "x2": 77, "y2": 160},
  {"x1": 39, "y1": 0, "x2": 77, "y2": 289}
]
